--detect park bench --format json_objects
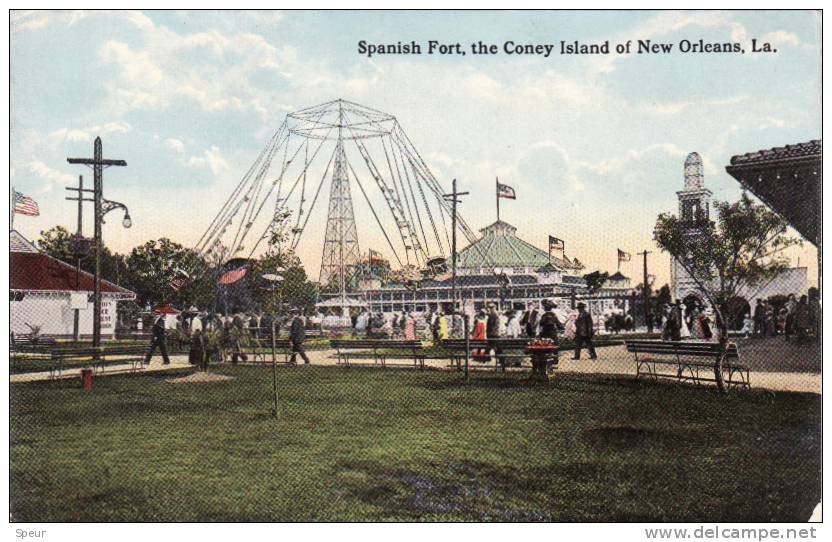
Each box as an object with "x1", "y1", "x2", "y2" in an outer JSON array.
[
  {"x1": 440, "y1": 338, "x2": 541, "y2": 371},
  {"x1": 11, "y1": 334, "x2": 57, "y2": 353},
  {"x1": 625, "y1": 339, "x2": 750, "y2": 389},
  {"x1": 235, "y1": 338, "x2": 296, "y2": 365},
  {"x1": 49, "y1": 346, "x2": 147, "y2": 380},
  {"x1": 330, "y1": 339, "x2": 425, "y2": 369}
]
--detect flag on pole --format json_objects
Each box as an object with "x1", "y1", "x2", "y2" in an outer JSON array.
[
  {"x1": 218, "y1": 266, "x2": 248, "y2": 285},
  {"x1": 496, "y1": 180, "x2": 516, "y2": 199},
  {"x1": 368, "y1": 249, "x2": 384, "y2": 263},
  {"x1": 13, "y1": 190, "x2": 39, "y2": 216},
  {"x1": 548, "y1": 236, "x2": 565, "y2": 260},
  {"x1": 617, "y1": 249, "x2": 631, "y2": 269}
]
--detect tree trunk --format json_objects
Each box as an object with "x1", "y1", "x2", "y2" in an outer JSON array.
[{"x1": 713, "y1": 308, "x2": 729, "y2": 394}]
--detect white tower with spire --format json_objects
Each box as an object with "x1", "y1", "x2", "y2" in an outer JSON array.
[{"x1": 671, "y1": 152, "x2": 712, "y2": 302}]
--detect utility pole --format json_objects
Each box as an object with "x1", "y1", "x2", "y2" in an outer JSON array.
[
  {"x1": 65, "y1": 175, "x2": 93, "y2": 340},
  {"x1": 443, "y1": 179, "x2": 469, "y2": 380},
  {"x1": 443, "y1": 179, "x2": 469, "y2": 315},
  {"x1": 637, "y1": 250, "x2": 652, "y2": 330},
  {"x1": 68, "y1": 137, "x2": 127, "y2": 347}
]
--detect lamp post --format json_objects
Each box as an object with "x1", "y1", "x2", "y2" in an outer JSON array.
[
  {"x1": 262, "y1": 268, "x2": 285, "y2": 419},
  {"x1": 67, "y1": 137, "x2": 127, "y2": 347}
]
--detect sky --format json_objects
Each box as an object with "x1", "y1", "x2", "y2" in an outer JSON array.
[{"x1": 9, "y1": 10, "x2": 822, "y2": 288}]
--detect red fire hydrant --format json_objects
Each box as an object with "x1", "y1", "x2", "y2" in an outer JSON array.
[{"x1": 81, "y1": 368, "x2": 93, "y2": 391}]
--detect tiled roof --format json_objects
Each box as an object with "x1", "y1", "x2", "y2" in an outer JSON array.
[
  {"x1": 10, "y1": 231, "x2": 134, "y2": 296},
  {"x1": 725, "y1": 140, "x2": 821, "y2": 245},
  {"x1": 729, "y1": 140, "x2": 821, "y2": 167},
  {"x1": 10, "y1": 230, "x2": 38, "y2": 253}
]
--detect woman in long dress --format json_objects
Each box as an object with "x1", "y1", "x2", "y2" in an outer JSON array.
[
  {"x1": 679, "y1": 312, "x2": 691, "y2": 339},
  {"x1": 437, "y1": 312, "x2": 449, "y2": 340},
  {"x1": 471, "y1": 311, "x2": 488, "y2": 362},
  {"x1": 404, "y1": 312, "x2": 416, "y2": 341},
  {"x1": 505, "y1": 311, "x2": 521, "y2": 338}
]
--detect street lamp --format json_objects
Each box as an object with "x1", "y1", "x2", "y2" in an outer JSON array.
[{"x1": 102, "y1": 199, "x2": 132, "y2": 228}]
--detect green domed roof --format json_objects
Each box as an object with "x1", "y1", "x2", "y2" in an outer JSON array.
[{"x1": 454, "y1": 220, "x2": 558, "y2": 269}]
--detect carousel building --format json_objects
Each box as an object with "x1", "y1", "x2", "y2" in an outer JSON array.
[{"x1": 363, "y1": 220, "x2": 633, "y2": 315}]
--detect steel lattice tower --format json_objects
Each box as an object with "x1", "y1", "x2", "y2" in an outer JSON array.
[{"x1": 319, "y1": 131, "x2": 361, "y2": 295}]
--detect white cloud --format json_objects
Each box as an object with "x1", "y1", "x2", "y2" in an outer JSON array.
[
  {"x1": 640, "y1": 95, "x2": 748, "y2": 116},
  {"x1": 760, "y1": 30, "x2": 801, "y2": 48},
  {"x1": 185, "y1": 146, "x2": 229, "y2": 176},
  {"x1": 28, "y1": 161, "x2": 75, "y2": 189},
  {"x1": 10, "y1": 10, "x2": 51, "y2": 32},
  {"x1": 95, "y1": 20, "x2": 294, "y2": 118},
  {"x1": 49, "y1": 122, "x2": 132, "y2": 143},
  {"x1": 12, "y1": 9, "x2": 156, "y2": 34},
  {"x1": 165, "y1": 138, "x2": 185, "y2": 154},
  {"x1": 759, "y1": 116, "x2": 786, "y2": 130}
]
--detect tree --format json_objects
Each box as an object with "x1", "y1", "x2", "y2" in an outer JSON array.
[
  {"x1": 248, "y1": 209, "x2": 318, "y2": 315},
  {"x1": 634, "y1": 282, "x2": 673, "y2": 317},
  {"x1": 37, "y1": 225, "x2": 127, "y2": 285},
  {"x1": 582, "y1": 270, "x2": 609, "y2": 293},
  {"x1": 654, "y1": 192, "x2": 800, "y2": 391},
  {"x1": 123, "y1": 238, "x2": 212, "y2": 308},
  {"x1": 250, "y1": 252, "x2": 317, "y2": 315}
]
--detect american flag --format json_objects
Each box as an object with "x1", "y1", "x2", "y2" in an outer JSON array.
[
  {"x1": 496, "y1": 179, "x2": 516, "y2": 200},
  {"x1": 13, "y1": 190, "x2": 39, "y2": 216}
]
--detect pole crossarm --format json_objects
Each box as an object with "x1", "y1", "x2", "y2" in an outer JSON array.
[{"x1": 67, "y1": 158, "x2": 127, "y2": 167}]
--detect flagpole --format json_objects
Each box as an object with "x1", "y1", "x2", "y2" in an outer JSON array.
[
  {"x1": 10, "y1": 186, "x2": 14, "y2": 231},
  {"x1": 496, "y1": 177, "x2": 500, "y2": 222}
]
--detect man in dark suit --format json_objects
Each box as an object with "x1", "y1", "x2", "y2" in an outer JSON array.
[
  {"x1": 521, "y1": 302, "x2": 539, "y2": 338},
  {"x1": 144, "y1": 314, "x2": 171, "y2": 365},
  {"x1": 289, "y1": 309, "x2": 311, "y2": 365},
  {"x1": 668, "y1": 300, "x2": 684, "y2": 341},
  {"x1": 573, "y1": 302, "x2": 597, "y2": 360}
]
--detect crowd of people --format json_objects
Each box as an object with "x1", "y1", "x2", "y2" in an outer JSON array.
[
  {"x1": 142, "y1": 289, "x2": 820, "y2": 366},
  {"x1": 143, "y1": 309, "x2": 314, "y2": 368},
  {"x1": 348, "y1": 299, "x2": 598, "y2": 361},
  {"x1": 742, "y1": 291, "x2": 820, "y2": 342}
]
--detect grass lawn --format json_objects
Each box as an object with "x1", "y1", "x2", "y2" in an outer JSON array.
[{"x1": 10, "y1": 366, "x2": 821, "y2": 522}]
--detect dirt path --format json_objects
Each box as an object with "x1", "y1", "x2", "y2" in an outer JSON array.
[{"x1": 11, "y1": 345, "x2": 820, "y2": 395}]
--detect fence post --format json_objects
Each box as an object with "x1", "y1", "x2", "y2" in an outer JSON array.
[
  {"x1": 271, "y1": 320, "x2": 279, "y2": 419},
  {"x1": 464, "y1": 314, "x2": 470, "y2": 383}
]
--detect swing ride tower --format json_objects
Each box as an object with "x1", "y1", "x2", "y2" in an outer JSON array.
[{"x1": 192, "y1": 99, "x2": 480, "y2": 302}]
